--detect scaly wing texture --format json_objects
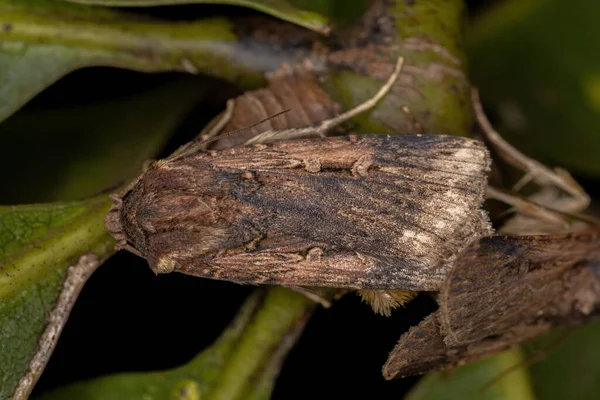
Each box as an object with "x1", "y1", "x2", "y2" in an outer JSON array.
[
  {"x1": 129, "y1": 134, "x2": 491, "y2": 290},
  {"x1": 440, "y1": 232, "x2": 600, "y2": 346},
  {"x1": 384, "y1": 231, "x2": 600, "y2": 379},
  {"x1": 383, "y1": 310, "x2": 551, "y2": 379}
]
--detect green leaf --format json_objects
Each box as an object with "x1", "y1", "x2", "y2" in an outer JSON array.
[
  {"x1": 286, "y1": 0, "x2": 368, "y2": 26},
  {"x1": 529, "y1": 322, "x2": 600, "y2": 400},
  {"x1": 406, "y1": 348, "x2": 536, "y2": 400},
  {"x1": 467, "y1": 0, "x2": 600, "y2": 176},
  {"x1": 0, "y1": 195, "x2": 115, "y2": 400},
  {"x1": 0, "y1": 75, "x2": 211, "y2": 203},
  {"x1": 0, "y1": 0, "x2": 320, "y2": 124},
  {"x1": 0, "y1": 58, "x2": 210, "y2": 400},
  {"x1": 62, "y1": 0, "x2": 330, "y2": 34},
  {"x1": 34, "y1": 287, "x2": 316, "y2": 400}
]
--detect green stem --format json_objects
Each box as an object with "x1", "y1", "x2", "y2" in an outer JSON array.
[{"x1": 207, "y1": 287, "x2": 316, "y2": 400}]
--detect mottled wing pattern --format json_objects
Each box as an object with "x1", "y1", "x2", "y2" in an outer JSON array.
[
  {"x1": 384, "y1": 231, "x2": 600, "y2": 379},
  {"x1": 440, "y1": 232, "x2": 600, "y2": 346},
  {"x1": 212, "y1": 134, "x2": 492, "y2": 289},
  {"x1": 133, "y1": 134, "x2": 491, "y2": 290},
  {"x1": 176, "y1": 234, "x2": 385, "y2": 289},
  {"x1": 383, "y1": 312, "x2": 449, "y2": 379},
  {"x1": 383, "y1": 310, "x2": 551, "y2": 379}
]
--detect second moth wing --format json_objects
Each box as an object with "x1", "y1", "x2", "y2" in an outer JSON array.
[
  {"x1": 440, "y1": 232, "x2": 600, "y2": 346},
  {"x1": 384, "y1": 231, "x2": 600, "y2": 379}
]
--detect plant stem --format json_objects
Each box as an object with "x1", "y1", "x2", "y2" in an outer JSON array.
[{"x1": 207, "y1": 287, "x2": 316, "y2": 400}]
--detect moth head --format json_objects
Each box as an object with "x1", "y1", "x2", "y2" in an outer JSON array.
[
  {"x1": 105, "y1": 183, "x2": 151, "y2": 258},
  {"x1": 105, "y1": 194, "x2": 130, "y2": 251},
  {"x1": 106, "y1": 192, "x2": 147, "y2": 256}
]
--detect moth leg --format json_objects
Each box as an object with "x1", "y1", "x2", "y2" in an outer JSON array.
[
  {"x1": 357, "y1": 289, "x2": 417, "y2": 317},
  {"x1": 401, "y1": 105, "x2": 424, "y2": 134},
  {"x1": 244, "y1": 56, "x2": 405, "y2": 145},
  {"x1": 286, "y1": 286, "x2": 333, "y2": 308},
  {"x1": 486, "y1": 186, "x2": 600, "y2": 234},
  {"x1": 472, "y1": 88, "x2": 590, "y2": 212},
  {"x1": 485, "y1": 186, "x2": 569, "y2": 229},
  {"x1": 114, "y1": 241, "x2": 144, "y2": 258}
]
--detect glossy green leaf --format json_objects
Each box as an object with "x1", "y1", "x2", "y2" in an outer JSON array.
[
  {"x1": 529, "y1": 322, "x2": 600, "y2": 400},
  {"x1": 63, "y1": 0, "x2": 329, "y2": 34},
  {"x1": 0, "y1": 61, "x2": 211, "y2": 400},
  {"x1": 35, "y1": 287, "x2": 315, "y2": 400},
  {"x1": 286, "y1": 0, "x2": 368, "y2": 26},
  {"x1": 0, "y1": 0, "x2": 317, "y2": 124},
  {"x1": 468, "y1": 0, "x2": 600, "y2": 177},
  {"x1": 406, "y1": 348, "x2": 536, "y2": 400},
  {"x1": 0, "y1": 75, "x2": 211, "y2": 204},
  {"x1": 0, "y1": 195, "x2": 115, "y2": 400}
]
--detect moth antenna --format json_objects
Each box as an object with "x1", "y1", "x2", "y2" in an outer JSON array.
[
  {"x1": 486, "y1": 186, "x2": 600, "y2": 230},
  {"x1": 167, "y1": 101, "x2": 290, "y2": 161},
  {"x1": 479, "y1": 328, "x2": 573, "y2": 395},
  {"x1": 202, "y1": 108, "x2": 291, "y2": 147},
  {"x1": 164, "y1": 99, "x2": 237, "y2": 161},
  {"x1": 198, "y1": 98, "x2": 237, "y2": 142},
  {"x1": 245, "y1": 56, "x2": 405, "y2": 145}
]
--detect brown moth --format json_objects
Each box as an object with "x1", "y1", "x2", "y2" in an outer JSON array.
[
  {"x1": 383, "y1": 231, "x2": 600, "y2": 379},
  {"x1": 105, "y1": 57, "x2": 493, "y2": 296},
  {"x1": 106, "y1": 134, "x2": 492, "y2": 291}
]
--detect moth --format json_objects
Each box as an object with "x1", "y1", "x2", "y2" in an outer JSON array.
[
  {"x1": 383, "y1": 230, "x2": 600, "y2": 379},
  {"x1": 105, "y1": 57, "x2": 493, "y2": 303}
]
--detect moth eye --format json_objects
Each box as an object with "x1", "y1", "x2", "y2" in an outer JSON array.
[{"x1": 241, "y1": 171, "x2": 254, "y2": 179}]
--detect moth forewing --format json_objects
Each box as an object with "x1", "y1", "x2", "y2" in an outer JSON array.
[
  {"x1": 106, "y1": 55, "x2": 492, "y2": 297},
  {"x1": 107, "y1": 133, "x2": 492, "y2": 292},
  {"x1": 383, "y1": 309, "x2": 552, "y2": 380}
]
